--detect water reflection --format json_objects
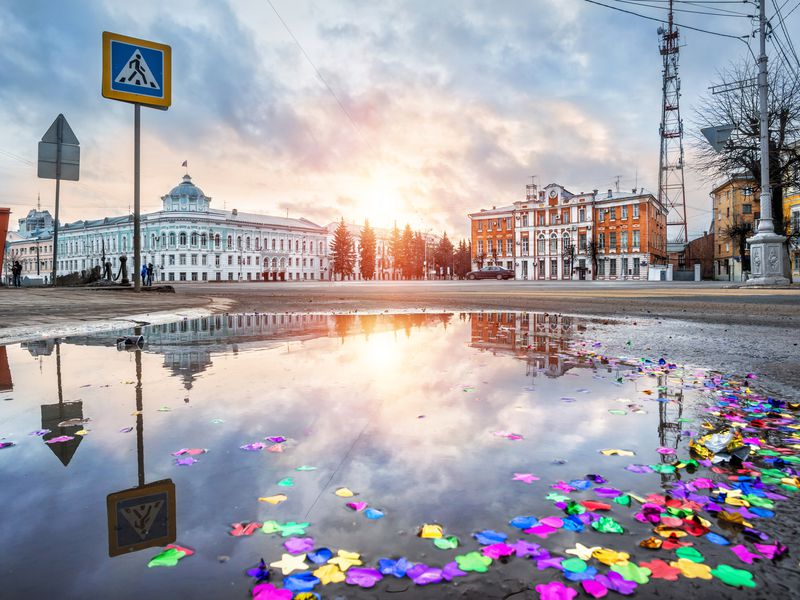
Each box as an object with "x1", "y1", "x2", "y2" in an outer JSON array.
[{"x1": 0, "y1": 311, "x2": 700, "y2": 599}]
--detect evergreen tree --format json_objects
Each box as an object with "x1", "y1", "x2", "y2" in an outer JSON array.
[
  {"x1": 435, "y1": 231, "x2": 454, "y2": 277},
  {"x1": 454, "y1": 239, "x2": 472, "y2": 278},
  {"x1": 329, "y1": 217, "x2": 354, "y2": 279},
  {"x1": 400, "y1": 224, "x2": 414, "y2": 279},
  {"x1": 412, "y1": 231, "x2": 426, "y2": 279},
  {"x1": 359, "y1": 219, "x2": 376, "y2": 280},
  {"x1": 388, "y1": 223, "x2": 401, "y2": 279}
]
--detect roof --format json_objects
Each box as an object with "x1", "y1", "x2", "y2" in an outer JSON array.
[
  {"x1": 710, "y1": 174, "x2": 756, "y2": 196},
  {"x1": 468, "y1": 204, "x2": 515, "y2": 218}
]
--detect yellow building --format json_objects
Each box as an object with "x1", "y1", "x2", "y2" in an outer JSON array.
[
  {"x1": 711, "y1": 175, "x2": 758, "y2": 281},
  {"x1": 783, "y1": 189, "x2": 800, "y2": 278}
]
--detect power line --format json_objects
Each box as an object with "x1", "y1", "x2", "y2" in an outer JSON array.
[
  {"x1": 0, "y1": 149, "x2": 34, "y2": 166},
  {"x1": 609, "y1": 0, "x2": 753, "y2": 17},
  {"x1": 265, "y1": 0, "x2": 365, "y2": 142},
  {"x1": 582, "y1": 0, "x2": 752, "y2": 38}
]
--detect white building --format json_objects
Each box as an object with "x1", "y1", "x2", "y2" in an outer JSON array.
[{"x1": 55, "y1": 174, "x2": 329, "y2": 282}]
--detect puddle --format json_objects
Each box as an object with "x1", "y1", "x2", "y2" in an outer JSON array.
[{"x1": 0, "y1": 312, "x2": 797, "y2": 599}]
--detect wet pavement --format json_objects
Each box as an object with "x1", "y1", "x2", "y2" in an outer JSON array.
[{"x1": 0, "y1": 311, "x2": 797, "y2": 599}]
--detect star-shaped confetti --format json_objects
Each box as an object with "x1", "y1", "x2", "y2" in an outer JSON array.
[
  {"x1": 327, "y1": 550, "x2": 362, "y2": 572},
  {"x1": 313, "y1": 563, "x2": 345, "y2": 585},
  {"x1": 512, "y1": 473, "x2": 540, "y2": 484},
  {"x1": 278, "y1": 521, "x2": 310, "y2": 537},
  {"x1": 565, "y1": 543, "x2": 601, "y2": 561},
  {"x1": 269, "y1": 553, "x2": 308, "y2": 575}
]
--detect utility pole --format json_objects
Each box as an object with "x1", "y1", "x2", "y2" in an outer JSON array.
[{"x1": 746, "y1": 0, "x2": 790, "y2": 285}]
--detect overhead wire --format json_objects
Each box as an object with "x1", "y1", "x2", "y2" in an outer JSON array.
[{"x1": 608, "y1": 0, "x2": 754, "y2": 17}]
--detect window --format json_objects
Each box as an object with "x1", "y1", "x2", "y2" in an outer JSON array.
[
  {"x1": 522, "y1": 238, "x2": 529, "y2": 255},
  {"x1": 202, "y1": 272, "x2": 208, "y2": 281},
  {"x1": 201, "y1": 234, "x2": 207, "y2": 247},
  {"x1": 579, "y1": 208, "x2": 585, "y2": 222},
  {"x1": 487, "y1": 220, "x2": 492, "y2": 232},
  {"x1": 215, "y1": 255, "x2": 220, "y2": 267},
  {"x1": 494, "y1": 220, "x2": 499, "y2": 230},
  {"x1": 169, "y1": 272, "x2": 175, "y2": 281},
  {"x1": 538, "y1": 235, "x2": 545, "y2": 255},
  {"x1": 538, "y1": 259, "x2": 544, "y2": 277},
  {"x1": 622, "y1": 257, "x2": 629, "y2": 275},
  {"x1": 550, "y1": 258, "x2": 558, "y2": 277},
  {"x1": 179, "y1": 254, "x2": 186, "y2": 266},
  {"x1": 227, "y1": 235, "x2": 233, "y2": 249},
  {"x1": 214, "y1": 234, "x2": 220, "y2": 248},
  {"x1": 169, "y1": 254, "x2": 175, "y2": 266},
  {"x1": 621, "y1": 206, "x2": 628, "y2": 220},
  {"x1": 237, "y1": 236, "x2": 242, "y2": 250},
  {"x1": 246, "y1": 256, "x2": 251, "y2": 265},
  {"x1": 201, "y1": 255, "x2": 207, "y2": 266},
  {"x1": 599, "y1": 210, "x2": 605, "y2": 223},
  {"x1": 610, "y1": 232, "x2": 617, "y2": 251},
  {"x1": 246, "y1": 237, "x2": 251, "y2": 250},
  {"x1": 620, "y1": 231, "x2": 628, "y2": 251},
  {"x1": 477, "y1": 240, "x2": 483, "y2": 255},
  {"x1": 190, "y1": 254, "x2": 197, "y2": 266},
  {"x1": 633, "y1": 258, "x2": 640, "y2": 275},
  {"x1": 562, "y1": 210, "x2": 569, "y2": 224},
  {"x1": 522, "y1": 213, "x2": 529, "y2": 227},
  {"x1": 609, "y1": 259, "x2": 617, "y2": 276},
  {"x1": 506, "y1": 218, "x2": 512, "y2": 229},
  {"x1": 609, "y1": 207, "x2": 616, "y2": 220},
  {"x1": 191, "y1": 272, "x2": 198, "y2": 281},
  {"x1": 633, "y1": 204, "x2": 639, "y2": 218},
  {"x1": 633, "y1": 230, "x2": 640, "y2": 248},
  {"x1": 579, "y1": 233, "x2": 587, "y2": 251},
  {"x1": 538, "y1": 212, "x2": 546, "y2": 225},
  {"x1": 228, "y1": 255, "x2": 233, "y2": 265},
  {"x1": 506, "y1": 239, "x2": 513, "y2": 255},
  {"x1": 743, "y1": 204, "x2": 752, "y2": 214},
  {"x1": 179, "y1": 232, "x2": 187, "y2": 246},
  {"x1": 190, "y1": 232, "x2": 197, "y2": 246},
  {"x1": 598, "y1": 260, "x2": 605, "y2": 276},
  {"x1": 180, "y1": 272, "x2": 186, "y2": 281},
  {"x1": 549, "y1": 234, "x2": 557, "y2": 253}
]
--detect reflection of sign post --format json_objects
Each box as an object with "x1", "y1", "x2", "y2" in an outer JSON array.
[
  {"x1": 102, "y1": 31, "x2": 171, "y2": 293},
  {"x1": 107, "y1": 479, "x2": 175, "y2": 557}
]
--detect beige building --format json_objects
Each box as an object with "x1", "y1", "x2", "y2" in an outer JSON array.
[
  {"x1": 711, "y1": 175, "x2": 758, "y2": 281},
  {"x1": 4, "y1": 230, "x2": 54, "y2": 285}
]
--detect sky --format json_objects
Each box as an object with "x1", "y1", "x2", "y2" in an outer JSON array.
[{"x1": 1, "y1": 0, "x2": 796, "y2": 240}]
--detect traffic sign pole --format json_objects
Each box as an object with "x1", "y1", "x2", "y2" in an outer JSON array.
[
  {"x1": 133, "y1": 104, "x2": 141, "y2": 292},
  {"x1": 51, "y1": 118, "x2": 63, "y2": 288}
]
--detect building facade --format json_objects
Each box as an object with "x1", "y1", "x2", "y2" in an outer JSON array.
[
  {"x1": 783, "y1": 190, "x2": 800, "y2": 280},
  {"x1": 468, "y1": 205, "x2": 515, "y2": 271},
  {"x1": 54, "y1": 174, "x2": 329, "y2": 282},
  {"x1": 469, "y1": 181, "x2": 668, "y2": 281},
  {"x1": 711, "y1": 175, "x2": 758, "y2": 281},
  {"x1": 3, "y1": 208, "x2": 55, "y2": 284}
]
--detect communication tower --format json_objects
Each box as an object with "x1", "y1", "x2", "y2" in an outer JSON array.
[{"x1": 657, "y1": 0, "x2": 688, "y2": 244}]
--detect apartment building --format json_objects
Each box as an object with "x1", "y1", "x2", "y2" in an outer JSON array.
[
  {"x1": 711, "y1": 175, "x2": 758, "y2": 281},
  {"x1": 468, "y1": 205, "x2": 515, "y2": 271}
]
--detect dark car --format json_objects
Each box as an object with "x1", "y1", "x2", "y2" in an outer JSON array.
[{"x1": 466, "y1": 266, "x2": 515, "y2": 280}]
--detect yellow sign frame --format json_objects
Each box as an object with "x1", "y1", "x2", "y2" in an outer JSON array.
[
  {"x1": 102, "y1": 31, "x2": 171, "y2": 109},
  {"x1": 107, "y1": 478, "x2": 176, "y2": 557}
]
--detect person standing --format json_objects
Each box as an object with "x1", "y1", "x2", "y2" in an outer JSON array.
[
  {"x1": 140, "y1": 263, "x2": 148, "y2": 287},
  {"x1": 146, "y1": 263, "x2": 154, "y2": 287},
  {"x1": 12, "y1": 261, "x2": 22, "y2": 287}
]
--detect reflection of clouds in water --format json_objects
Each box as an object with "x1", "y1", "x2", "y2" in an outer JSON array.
[{"x1": 0, "y1": 312, "x2": 696, "y2": 598}]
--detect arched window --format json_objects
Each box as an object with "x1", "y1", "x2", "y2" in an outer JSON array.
[
  {"x1": 272, "y1": 258, "x2": 277, "y2": 268},
  {"x1": 245, "y1": 236, "x2": 251, "y2": 250},
  {"x1": 214, "y1": 234, "x2": 220, "y2": 248},
  {"x1": 161, "y1": 233, "x2": 166, "y2": 247},
  {"x1": 237, "y1": 236, "x2": 242, "y2": 250},
  {"x1": 295, "y1": 240, "x2": 299, "y2": 252},
  {"x1": 179, "y1": 232, "x2": 187, "y2": 246},
  {"x1": 562, "y1": 232, "x2": 570, "y2": 250},
  {"x1": 200, "y1": 233, "x2": 207, "y2": 247},
  {"x1": 122, "y1": 237, "x2": 128, "y2": 251},
  {"x1": 549, "y1": 234, "x2": 558, "y2": 254},
  {"x1": 537, "y1": 235, "x2": 545, "y2": 255},
  {"x1": 169, "y1": 232, "x2": 176, "y2": 247},
  {"x1": 227, "y1": 235, "x2": 232, "y2": 249},
  {"x1": 302, "y1": 240, "x2": 306, "y2": 253},
  {"x1": 190, "y1": 232, "x2": 198, "y2": 246},
  {"x1": 151, "y1": 234, "x2": 157, "y2": 248},
  {"x1": 272, "y1": 239, "x2": 276, "y2": 250}
]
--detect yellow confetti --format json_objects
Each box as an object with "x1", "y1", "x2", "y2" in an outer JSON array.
[
  {"x1": 670, "y1": 558, "x2": 712, "y2": 579},
  {"x1": 418, "y1": 524, "x2": 444, "y2": 539},
  {"x1": 334, "y1": 487, "x2": 354, "y2": 498},
  {"x1": 592, "y1": 548, "x2": 630, "y2": 566},
  {"x1": 327, "y1": 550, "x2": 362, "y2": 572},
  {"x1": 313, "y1": 564, "x2": 345, "y2": 585},
  {"x1": 258, "y1": 494, "x2": 288, "y2": 505}
]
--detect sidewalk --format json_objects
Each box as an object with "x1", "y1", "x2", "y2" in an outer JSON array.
[{"x1": 0, "y1": 287, "x2": 226, "y2": 345}]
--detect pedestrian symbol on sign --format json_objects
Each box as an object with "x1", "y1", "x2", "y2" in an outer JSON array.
[
  {"x1": 121, "y1": 499, "x2": 164, "y2": 539},
  {"x1": 115, "y1": 50, "x2": 160, "y2": 90}
]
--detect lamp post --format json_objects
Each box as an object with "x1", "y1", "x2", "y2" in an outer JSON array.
[{"x1": 745, "y1": 0, "x2": 789, "y2": 285}]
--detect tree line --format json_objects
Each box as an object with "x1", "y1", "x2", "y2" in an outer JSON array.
[{"x1": 329, "y1": 218, "x2": 472, "y2": 280}]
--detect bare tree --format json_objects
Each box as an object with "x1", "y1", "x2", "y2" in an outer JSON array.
[
  {"x1": 721, "y1": 216, "x2": 754, "y2": 271},
  {"x1": 693, "y1": 59, "x2": 800, "y2": 232},
  {"x1": 586, "y1": 240, "x2": 599, "y2": 280},
  {"x1": 561, "y1": 242, "x2": 575, "y2": 279}
]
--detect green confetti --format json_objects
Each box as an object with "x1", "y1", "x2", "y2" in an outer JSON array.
[
  {"x1": 610, "y1": 561, "x2": 651, "y2": 584},
  {"x1": 433, "y1": 536, "x2": 459, "y2": 550},
  {"x1": 454, "y1": 551, "x2": 492, "y2": 573},
  {"x1": 591, "y1": 516, "x2": 624, "y2": 534},
  {"x1": 675, "y1": 546, "x2": 705, "y2": 563},
  {"x1": 561, "y1": 557, "x2": 588, "y2": 573},
  {"x1": 295, "y1": 465, "x2": 317, "y2": 471},
  {"x1": 147, "y1": 548, "x2": 186, "y2": 568},
  {"x1": 278, "y1": 521, "x2": 310, "y2": 537},
  {"x1": 613, "y1": 494, "x2": 631, "y2": 506},
  {"x1": 277, "y1": 478, "x2": 294, "y2": 487},
  {"x1": 711, "y1": 564, "x2": 756, "y2": 588}
]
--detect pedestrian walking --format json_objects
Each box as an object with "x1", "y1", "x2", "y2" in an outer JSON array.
[
  {"x1": 12, "y1": 261, "x2": 22, "y2": 287},
  {"x1": 140, "y1": 264, "x2": 148, "y2": 287},
  {"x1": 146, "y1": 263, "x2": 154, "y2": 287}
]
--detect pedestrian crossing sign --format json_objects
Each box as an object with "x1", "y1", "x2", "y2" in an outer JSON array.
[{"x1": 102, "y1": 31, "x2": 171, "y2": 109}]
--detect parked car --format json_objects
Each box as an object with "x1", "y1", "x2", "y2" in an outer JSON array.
[{"x1": 466, "y1": 266, "x2": 514, "y2": 280}]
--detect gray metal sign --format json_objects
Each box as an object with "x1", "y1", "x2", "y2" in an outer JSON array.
[
  {"x1": 38, "y1": 114, "x2": 80, "y2": 181},
  {"x1": 701, "y1": 124, "x2": 734, "y2": 153}
]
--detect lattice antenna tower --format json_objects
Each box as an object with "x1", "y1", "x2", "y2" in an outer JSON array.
[{"x1": 657, "y1": 0, "x2": 688, "y2": 244}]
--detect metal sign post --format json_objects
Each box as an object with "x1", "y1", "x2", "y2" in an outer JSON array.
[
  {"x1": 38, "y1": 114, "x2": 80, "y2": 287},
  {"x1": 102, "y1": 31, "x2": 171, "y2": 292}
]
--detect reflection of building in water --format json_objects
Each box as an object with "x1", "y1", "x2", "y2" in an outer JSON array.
[
  {"x1": 470, "y1": 311, "x2": 586, "y2": 378},
  {"x1": 0, "y1": 346, "x2": 12, "y2": 392},
  {"x1": 22, "y1": 339, "x2": 56, "y2": 357}
]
